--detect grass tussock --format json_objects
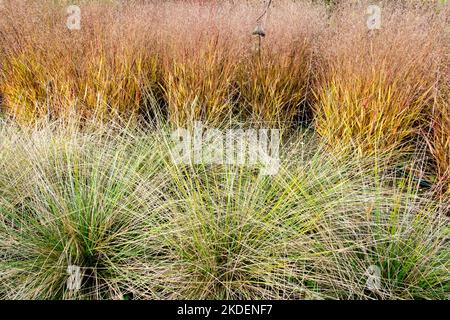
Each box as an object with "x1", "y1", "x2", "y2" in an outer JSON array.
[{"x1": 0, "y1": 119, "x2": 448, "y2": 299}]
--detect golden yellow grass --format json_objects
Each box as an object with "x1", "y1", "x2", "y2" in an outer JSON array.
[{"x1": 313, "y1": 3, "x2": 448, "y2": 154}]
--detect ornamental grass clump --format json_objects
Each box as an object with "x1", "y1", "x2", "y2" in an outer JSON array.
[
  {"x1": 0, "y1": 1, "x2": 162, "y2": 123},
  {"x1": 313, "y1": 1, "x2": 449, "y2": 156},
  {"x1": 0, "y1": 119, "x2": 448, "y2": 299},
  {"x1": 237, "y1": 1, "x2": 326, "y2": 127}
]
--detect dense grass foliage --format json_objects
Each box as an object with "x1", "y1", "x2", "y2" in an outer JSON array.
[
  {"x1": 0, "y1": 0, "x2": 448, "y2": 186},
  {"x1": 0, "y1": 0, "x2": 448, "y2": 299},
  {"x1": 0, "y1": 119, "x2": 448, "y2": 299}
]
